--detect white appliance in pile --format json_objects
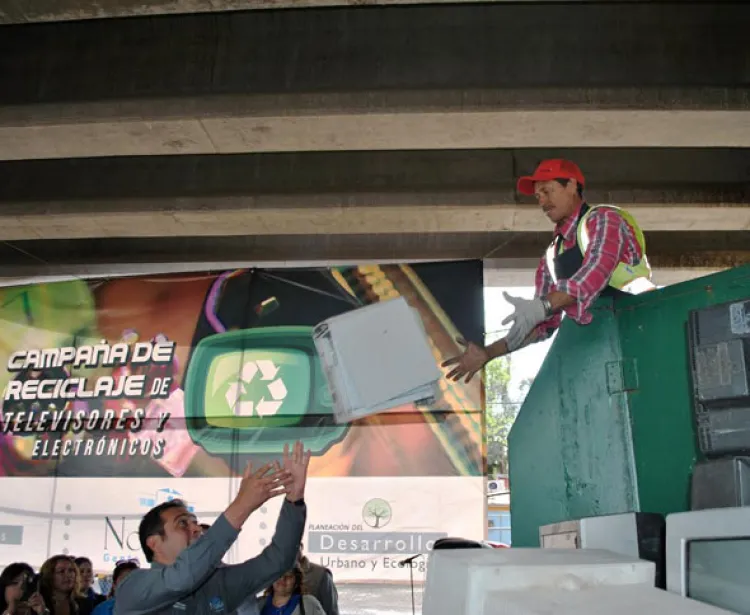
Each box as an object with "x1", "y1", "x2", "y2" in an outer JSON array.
[
  {"x1": 421, "y1": 548, "x2": 734, "y2": 615},
  {"x1": 666, "y1": 506, "x2": 750, "y2": 614},
  {"x1": 313, "y1": 296, "x2": 440, "y2": 423}
]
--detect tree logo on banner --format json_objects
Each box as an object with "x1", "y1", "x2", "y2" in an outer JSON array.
[
  {"x1": 362, "y1": 498, "x2": 392, "y2": 529},
  {"x1": 225, "y1": 359, "x2": 288, "y2": 417}
]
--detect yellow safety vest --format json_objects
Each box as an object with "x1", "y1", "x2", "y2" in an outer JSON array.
[{"x1": 545, "y1": 204, "x2": 655, "y2": 294}]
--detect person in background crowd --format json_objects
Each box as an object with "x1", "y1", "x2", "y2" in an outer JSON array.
[
  {"x1": 297, "y1": 543, "x2": 338, "y2": 615},
  {"x1": 258, "y1": 566, "x2": 325, "y2": 615},
  {"x1": 39, "y1": 556, "x2": 92, "y2": 615},
  {"x1": 72, "y1": 559, "x2": 104, "y2": 611},
  {"x1": 1, "y1": 563, "x2": 47, "y2": 615},
  {"x1": 89, "y1": 561, "x2": 138, "y2": 615},
  {"x1": 115, "y1": 441, "x2": 310, "y2": 615}
]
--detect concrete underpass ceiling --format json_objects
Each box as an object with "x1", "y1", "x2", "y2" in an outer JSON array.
[
  {"x1": 0, "y1": 1, "x2": 748, "y2": 278},
  {"x1": 1, "y1": 229, "x2": 748, "y2": 278},
  {"x1": 0, "y1": 0, "x2": 685, "y2": 24},
  {"x1": 0, "y1": 147, "x2": 748, "y2": 272}
]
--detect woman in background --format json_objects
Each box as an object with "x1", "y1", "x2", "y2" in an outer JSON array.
[
  {"x1": 258, "y1": 566, "x2": 325, "y2": 615},
  {"x1": 1, "y1": 563, "x2": 47, "y2": 615},
  {"x1": 72, "y1": 559, "x2": 104, "y2": 612},
  {"x1": 38, "y1": 556, "x2": 91, "y2": 615}
]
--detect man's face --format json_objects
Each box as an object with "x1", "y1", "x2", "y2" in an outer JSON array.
[
  {"x1": 149, "y1": 506, "x2": 202, "y2": 564},
  {"x1": 534, "y1": 179, "x2": 579, "y2": 224}
]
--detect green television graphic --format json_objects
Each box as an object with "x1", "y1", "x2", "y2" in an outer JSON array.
[{"x1": 184, "y1": 326, "x2": 347, "y2": 455}]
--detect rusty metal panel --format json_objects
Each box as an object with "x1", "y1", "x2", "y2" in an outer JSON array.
[{"x1": 508, "y1": 298, "x2": 637, "y2": 547}]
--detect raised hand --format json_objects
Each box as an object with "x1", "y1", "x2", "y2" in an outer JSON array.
[
  {"x1": 282, "y1": 440, "x2": 311, "y2": 502},
  {"x1": 236, "y1": 461, "x2": 293, "y2": 513},
  {"x1": 441, "y1": 336, "x2": 489, "y2": 383},
  {"x1": 28, "y1": 592, "x2": 47, "y2": 615}
]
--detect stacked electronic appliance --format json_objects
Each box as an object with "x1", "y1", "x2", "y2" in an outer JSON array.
[{"x1": 687, "y1": 298, "x2": 750, "y2": 509}]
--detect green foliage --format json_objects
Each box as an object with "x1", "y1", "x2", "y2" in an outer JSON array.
[{"x1": 485, "y1": 356, "x2": 533, "y2": 475}]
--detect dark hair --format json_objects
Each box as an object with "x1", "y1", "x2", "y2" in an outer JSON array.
[
  {"x1": 138, "y1": 499, "x2": 187, "y2": 563},
  {"x1": 0, "y1": 562, "x2": 35, "y2": 613},
  {"x1": 199, "y1": 523, "x2": 210, "y2": 532},
  {"x1": 264, "y1": 565, "x2": 306, "y2": 598},
  {"x1": 112, "y1": 561, "x2": 138, "y2": 585},
  {"x1": 73, "y1": 557, "x2": 92, "y2": 568},
  {"x1": 109, "y1": 560, "x2": 139, "y2": 597},
  {"x1": 554, "y1": 177, "x2": 584, "y2": 198}
]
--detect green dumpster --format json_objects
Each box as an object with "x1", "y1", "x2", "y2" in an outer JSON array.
[{"x1": 508, "y1": 264, "x2": 750, "y2": 547}]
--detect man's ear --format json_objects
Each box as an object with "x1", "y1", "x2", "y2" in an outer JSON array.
[{"x1": 146, "y1": 534, "x2": 160, "y2": 556}]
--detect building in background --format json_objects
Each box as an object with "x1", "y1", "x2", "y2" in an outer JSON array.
[{"x1": 487, "y1": 475, "x2": 511, "y2": 546}]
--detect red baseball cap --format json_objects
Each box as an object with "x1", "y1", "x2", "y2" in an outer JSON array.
[{"x1": 517, "y1": 159, "x2": 585, "y2": 196}]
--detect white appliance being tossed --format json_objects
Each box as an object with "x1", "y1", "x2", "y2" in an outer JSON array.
[
  {"x1": 313, "y1": 296, "x2": 440, "y2": 424},
  {"x1": 421, "y1": 547, "x2": 734, "y2": 615}
]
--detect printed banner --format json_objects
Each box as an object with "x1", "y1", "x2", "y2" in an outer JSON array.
[
  {"x1": 0, "y1": 476, "x2": 484, "y2": 583},
  {"x1": 0, "y1": 262, "x2": 485, "y2": 581}
]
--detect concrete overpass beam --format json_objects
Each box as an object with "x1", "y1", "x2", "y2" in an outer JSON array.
[
  {"x1": 2, "y1": 0, "x2": 709, "y2": 25},
  {"x1": 1, "y1": 199, "x2": 749, "y2": 241},
  {"x1": 1, "y1": 3, "x2": 748, "y2": 159},
  {"x1": 1, "y1": 147, "x2": 746, "y2": 203},
  {"x1": 2, "y1": 106, "x2": 748, "y2": 160},
  {"x1": 0, "y1": 148, "x2": 747, "y2": 241},
  {"x1": 0, "y1": 233, "x2": 748, "y2": 273}
]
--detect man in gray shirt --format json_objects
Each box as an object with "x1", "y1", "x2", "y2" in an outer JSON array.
[
  {"x1": 197, "y1": 524, "x2": 259, "y2": 615},
  {"x1": 115, "y1": 441, "x2": 311, "y2": 615}
]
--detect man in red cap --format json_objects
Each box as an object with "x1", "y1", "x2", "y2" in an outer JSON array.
[{"x1": 443, "y1": 158, "x2": 653, "y2": 382}]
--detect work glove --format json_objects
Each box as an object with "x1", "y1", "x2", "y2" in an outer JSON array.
[{"x1": 501, "y1": 292, "x2": 548, "y2": 352}]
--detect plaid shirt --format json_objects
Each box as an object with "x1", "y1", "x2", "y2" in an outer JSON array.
[{"x1": 534, "y1": 204, "x2": 642, "y2": 340}]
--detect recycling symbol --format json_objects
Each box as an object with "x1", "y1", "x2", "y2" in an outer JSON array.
[{"x1": 225, "y1": 360, "x2": 287, "y2": 417}]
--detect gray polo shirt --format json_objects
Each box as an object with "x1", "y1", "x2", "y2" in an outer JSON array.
[{"x1": 115, "y1": 500, "x2": 305, "y2": 615}]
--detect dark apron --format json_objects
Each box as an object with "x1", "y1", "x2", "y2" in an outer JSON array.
[{"x1": 552, "y1": 203, "x2": 624, "y2": 299}]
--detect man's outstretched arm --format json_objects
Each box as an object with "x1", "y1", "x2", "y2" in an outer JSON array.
[
  {"x1": 220, "y1": 499, "x2": 307, "y2": 612},
  {"x1": 219, "y1": 441, "x2": 311, "y2": 612},
  {"x1": 116, "y1": 462, "x2": 293, "y2": 615}
]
